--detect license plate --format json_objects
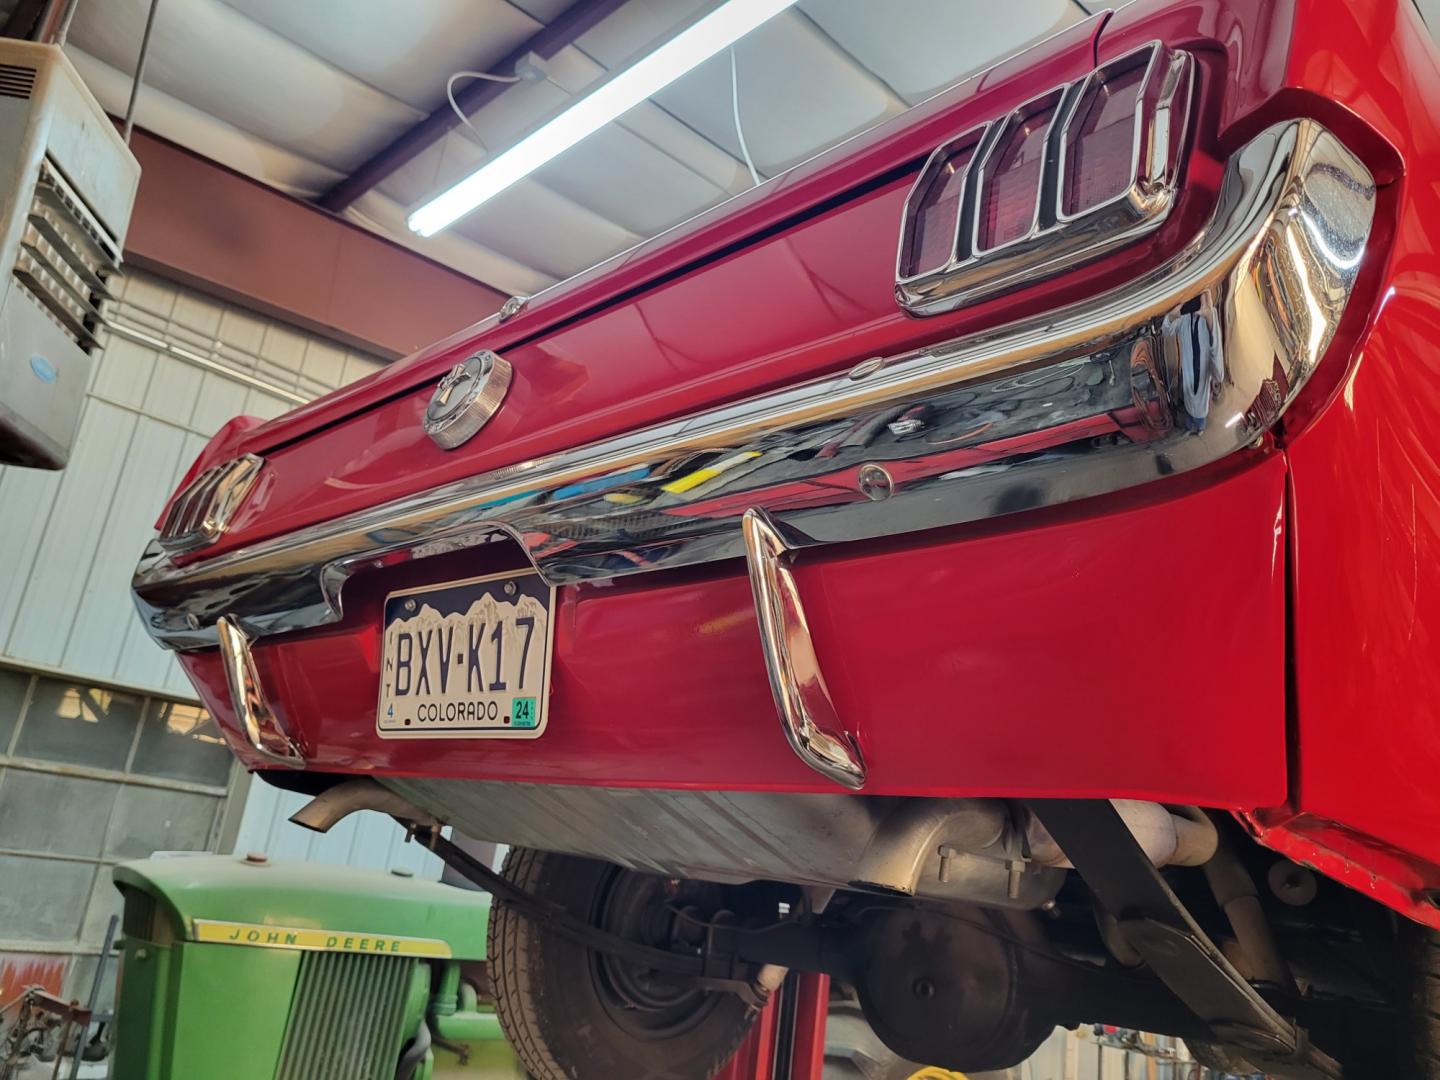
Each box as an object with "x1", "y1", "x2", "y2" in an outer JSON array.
[{"x1": 376, "y1": 571, "x2": 554, "y2": 739}]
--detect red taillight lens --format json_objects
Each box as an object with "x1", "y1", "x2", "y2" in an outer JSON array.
[
  {"x1": 894, "y1": 42, "x2": 1191, "y2": 316},
  {"x1": 977, "y1": 94, "x2": 1060, "y2": 251},
  {"x1": 900, "y1": 133, "x2": 982, "y2": 278},
  {"x1": 1062, "y1": 59, "x2": 1148, "y2": 216}
]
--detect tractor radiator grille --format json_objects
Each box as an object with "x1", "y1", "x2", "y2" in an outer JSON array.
[{"x1": 275, "y1": 951, "x2": 417, "y2": 1080}]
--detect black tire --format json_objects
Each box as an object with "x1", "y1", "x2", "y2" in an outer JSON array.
[
  {"x1": 1393, "y1": 919, "x2": 1440, "y2": 1080},
  {"x1": 488, "y1": 847, "x2": 757, "y2": 1080},
  {"x1": 1317, "y1": 917, "x2": 1440, "y2": 1080}
]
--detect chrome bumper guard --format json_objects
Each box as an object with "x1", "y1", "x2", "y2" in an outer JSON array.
[
  {"x1": 743, "y1": 508, "x2": 866, "y2": 788},
  {"x1": 215, "y1": 615, "x2": 304, "y2": 767},
  {"x1": 134, "y1": 120, "x2": 1373, "y2": 779}
]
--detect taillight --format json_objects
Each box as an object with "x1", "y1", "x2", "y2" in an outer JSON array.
[
  {"x1": 157, "y1": 454, "x2": 263, "y2": 553},
  {"x1": 1061, "y1": 57, "x2": 1148, "y2": 216},
  {"x1": 976, "y1": 91, "x2": 1062, "y2": 252},
  {"x1": 899, "y1": 130, "x2": 983, "y2": 278},
  {"x1": 895, "y1": 41, "x2": 1192, "y2": 316}
]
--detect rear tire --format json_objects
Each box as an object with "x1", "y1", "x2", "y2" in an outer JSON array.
[
  {"x1": 1391, "y1": 919, "x2": 1440, "y2": 1080},
  {"x1": 1320, "y1": 917, "x2": 1440, "y2": 1080},
  {"x1": 488, "y1": 847, "x2": 757, "y2": 1080}
]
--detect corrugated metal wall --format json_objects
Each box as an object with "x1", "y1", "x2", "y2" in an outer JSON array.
[
  {"x1": 0, "y1": 268, "x2": 440, "y2": 878},
  {"x1": 0, "y1": 270, "x2": 380, "y2": 696}
]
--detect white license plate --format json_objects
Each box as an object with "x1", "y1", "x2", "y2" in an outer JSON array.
[{"x1": 376, "y1": 571, "x2": 554, "y2": 739}]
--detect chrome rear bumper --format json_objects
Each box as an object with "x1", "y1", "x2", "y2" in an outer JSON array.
[{"x1": 134, "y1": 119, "x2": 1373, "y2": 654}]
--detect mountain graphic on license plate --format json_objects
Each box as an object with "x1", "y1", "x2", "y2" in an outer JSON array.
[{"x1": 376, "y1": 572, "x2": 555, "y2": 739}]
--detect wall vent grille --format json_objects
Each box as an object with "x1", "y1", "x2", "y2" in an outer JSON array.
[
  {"x1": 12, "y1": 158, "x2": 119, "y2": 353},
  {"x1": 0, "y1": 63, "x2": 36, "y2": 100}
]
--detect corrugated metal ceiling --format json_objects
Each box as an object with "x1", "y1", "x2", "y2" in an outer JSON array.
[{"x1": 55, "y1": 0, "x2": 1090, "y2": 297}]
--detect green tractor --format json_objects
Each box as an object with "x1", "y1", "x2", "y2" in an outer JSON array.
[{"x1": 109, "y1": 853, "x2": 519, "y2": 1079}]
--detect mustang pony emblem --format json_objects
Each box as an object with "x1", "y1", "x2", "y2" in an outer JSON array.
[
  {"x1": 422, "y1": 350, "x2": 513, "y2": 450},
  {"x1": 435, "y1": 363, "x2": 469, "y2": 407}
]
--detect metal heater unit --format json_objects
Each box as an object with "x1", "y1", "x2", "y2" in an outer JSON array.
[{"x1": 0, "y1": 38, "x2": 138, "y2": 469}]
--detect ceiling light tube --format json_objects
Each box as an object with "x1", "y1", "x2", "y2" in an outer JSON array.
[{"x1": 408, "y1": 0, "x2": 798, "y2": 237}]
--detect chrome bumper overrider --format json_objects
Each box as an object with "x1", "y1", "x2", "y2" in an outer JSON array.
[
  {"x1": 134, "y1": 120, "x2": 1374, "y2": 665},
  {"x1": 215, "y1": 615, "x2": 304, "y2": 767}
]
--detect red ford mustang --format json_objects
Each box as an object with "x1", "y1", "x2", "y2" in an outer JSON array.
[{"x1": 131, "y1": 0, "x2": 1440, "y2": 1076}]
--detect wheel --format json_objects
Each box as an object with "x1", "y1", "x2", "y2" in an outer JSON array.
[
  {"x1": 488, "y1": 847, "x2": 758, "y2": 1080},
  {"x1": 1312, "y1": 915, "x2": 1440, "y2": 1080},
  {"x1": 1383, "y1": 918, "x2": 1440, "y2": 1080}
]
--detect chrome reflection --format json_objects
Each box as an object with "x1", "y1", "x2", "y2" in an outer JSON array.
[
  {"x1": 134, "y1": 120, "x2": 1375, "y2": 652},
  {"x1": 215, "y1": 615, "x2": 304, "y2": 766},
  {"x1": 742, "y1": 508, "x2": 865, "y2": 789},
  {"x1": 157, "y1": 454, "x2": 264, "y2": 553}
]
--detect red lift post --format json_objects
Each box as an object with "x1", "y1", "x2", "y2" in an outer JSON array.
[{"x1": 715, "y1": 974, "x2": 829, "y2": 1080}]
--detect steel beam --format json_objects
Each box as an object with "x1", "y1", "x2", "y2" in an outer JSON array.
[
  {"x1": 318, "y1": 0, "x2": 629, "y2": 213},
  {"x1": 125, "y1": 130, "x2": 506, "y2": 358}
]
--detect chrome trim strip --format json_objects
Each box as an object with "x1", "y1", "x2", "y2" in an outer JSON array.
[
  {"x1": 134, "y1": 120, "x2": 1375, "y2": 653},
  {"x1": 742, "y1": 508, "x2": 865, "y2": 789},
  {"x1": 896, "y1": 41, "x2": 1193, "y2": 315},
  {"x1": 215, "y1": 615, "x2": 305, "y2": 766}
]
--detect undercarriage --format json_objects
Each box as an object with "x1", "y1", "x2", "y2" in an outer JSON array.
[{"x1": 287, "y1": 776, "x2": 1430, "y2": 1080}]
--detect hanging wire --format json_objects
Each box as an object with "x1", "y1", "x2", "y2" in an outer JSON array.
[
  {"x1": 446, "y1": 69, "x2": 522, "y2": 149},
  {"x1": 730, "y1": 46, "x2": 762, "y2": 187}
]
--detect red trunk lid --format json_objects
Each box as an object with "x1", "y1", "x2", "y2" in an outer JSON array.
[{"x1": 191, "y1": 12, "x2": 1235, "y2": 559}]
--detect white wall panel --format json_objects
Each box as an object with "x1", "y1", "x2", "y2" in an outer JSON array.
[
  {"x1": 0, "y1": 269, "x2": 421, "y2": 877},
  {"x1": 0, "y1": 465, "x2": 63, "y2": 649},
  {"x1": 90, "y1": 336, "x2": 158, "y2": 411},
  {"x1": 59, "y1": 418, "x2": 189, "y2": 678},
  {"x1": 5, "y1": 401, "x2": 139, "y2": 667},
  {"x1": 111, "y1": 428, "x2": 210, "y2": 696},
  {"x1": 139, "y1": 351, "x2": 204, "y2": 422},
  {"x1": 187, "y1": 369, "x2": 253, "y2": 434}
]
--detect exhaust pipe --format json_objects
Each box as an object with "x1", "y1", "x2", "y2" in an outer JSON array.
[{"x1": 289, "y1": 777, "x2": 441, "y2": 833}]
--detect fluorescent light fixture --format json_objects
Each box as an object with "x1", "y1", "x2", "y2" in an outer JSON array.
[{"x1": 408, "y1": 0, "x2": 798, "y2": 237}]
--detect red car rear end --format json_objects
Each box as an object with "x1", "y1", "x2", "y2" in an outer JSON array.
[{"x1": 132, "y1": 2, "x2": 1440, "y2": 1076}]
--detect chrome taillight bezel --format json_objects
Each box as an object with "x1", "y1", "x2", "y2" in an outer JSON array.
[
  {"x1": 969, "y1": 87, "x2": 1067, "y2": 259},
  {"x1": 157, "y1": 454, "x2": 264, "y2": 553},
  {"x1": 896, "y1": 41, "x2": 1193, "y2": 316}
]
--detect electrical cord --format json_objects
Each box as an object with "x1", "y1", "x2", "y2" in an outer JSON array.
[
  {"x1": 730, "y1": 46, "x2": 763, "y2": 186},
  {"x1": 447, "y1": 69, "x2": 522, "y2": 149}
]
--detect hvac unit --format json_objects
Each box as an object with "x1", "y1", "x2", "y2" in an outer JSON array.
[{"x1": 0, "y1": 38, "x2": 138, "y2": 469}]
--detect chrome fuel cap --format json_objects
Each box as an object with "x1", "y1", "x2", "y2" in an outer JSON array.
[{"x1": 423, "y1": 349, "x2": 512, "y2": 449}]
